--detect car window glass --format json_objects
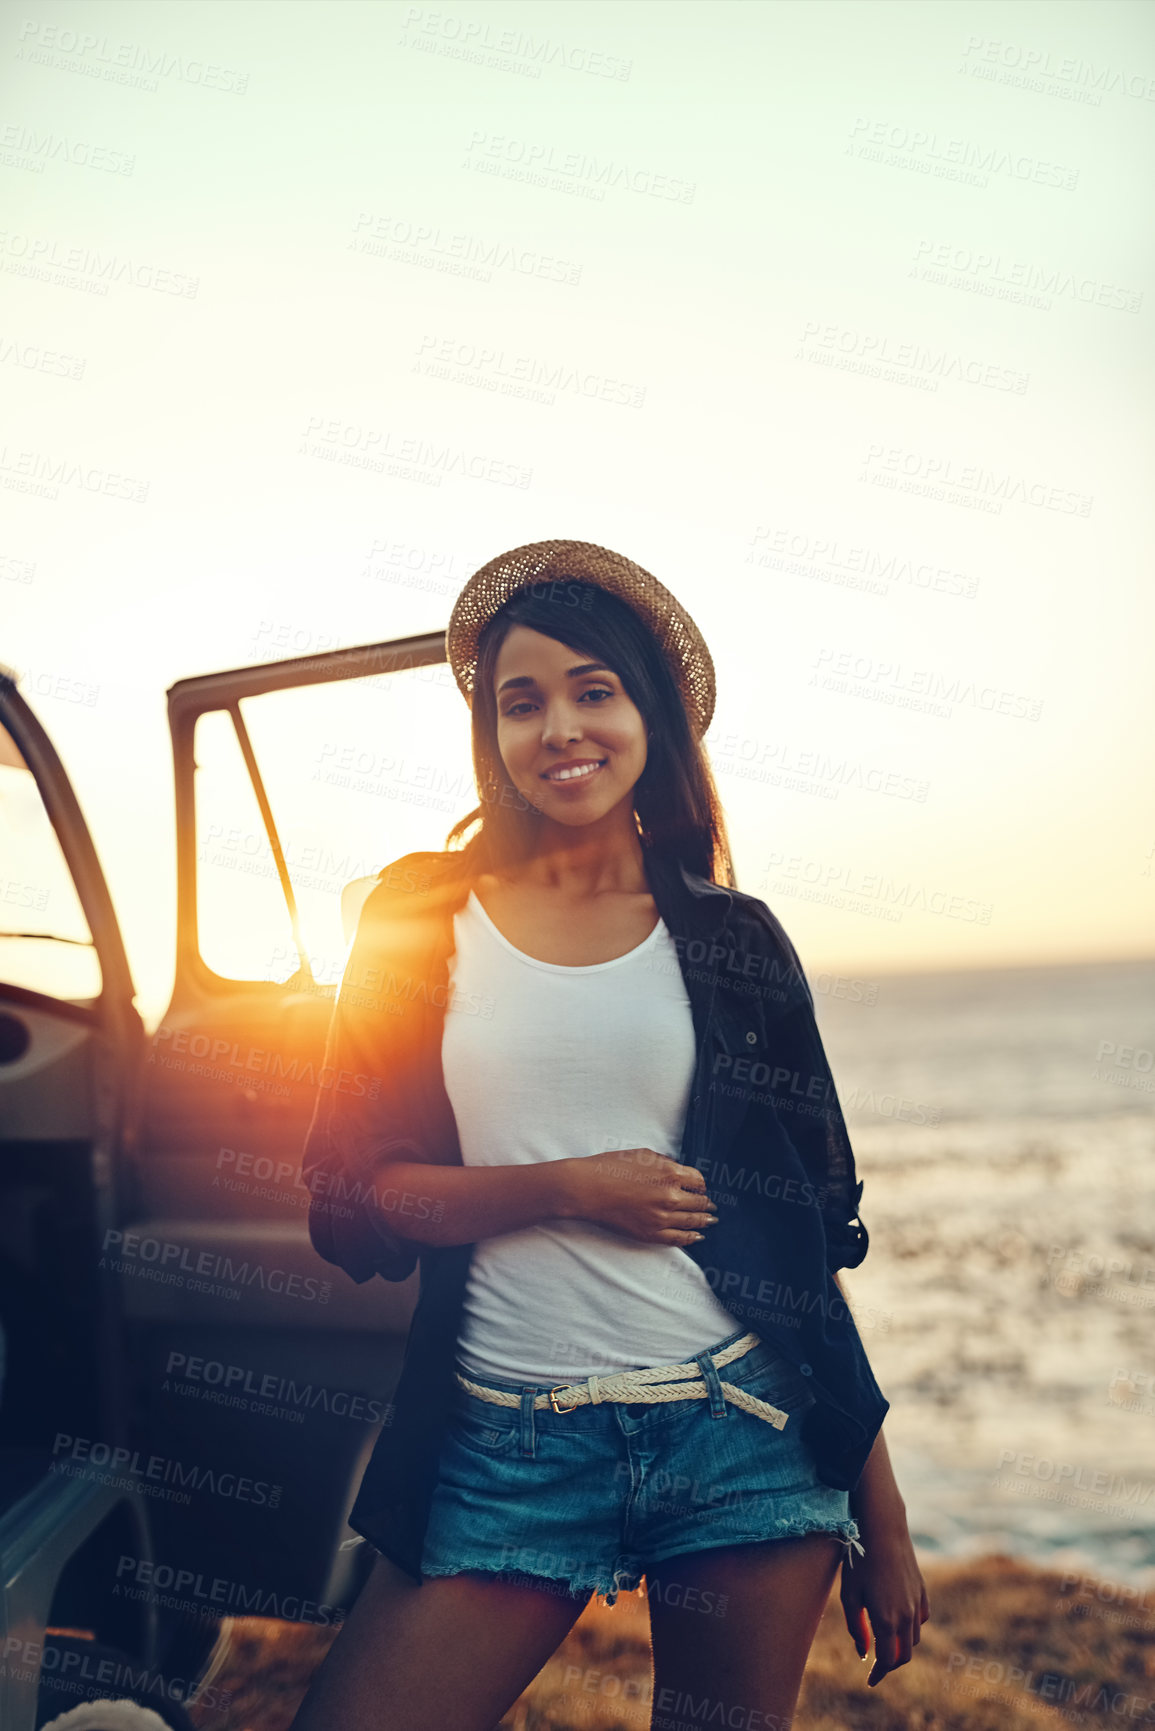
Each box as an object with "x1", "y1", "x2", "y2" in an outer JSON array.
[
  {"x1": 0, "y1": 720, "x2": 102, "y2": 999},
  {"x1": 194, "y1": 707, "x2": 299, "y2": 983},
  {"x1": 235, "y1": 660, "x2": 474, "y2": 985}
]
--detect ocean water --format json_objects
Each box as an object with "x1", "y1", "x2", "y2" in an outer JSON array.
[{"x1": 813, "y1": 957, "x2": 1155, "y2": 1590}]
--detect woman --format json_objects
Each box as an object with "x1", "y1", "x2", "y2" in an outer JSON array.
[{"x1": 292, "y1": 540, "x2": 929, "y2": 1731}]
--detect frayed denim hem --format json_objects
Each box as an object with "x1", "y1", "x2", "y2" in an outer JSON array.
[
  {"x1": 774, "y1": 1514, "x2": 866, "y2": 1569},
  {"x1": 420, "y1": 1522, "x2": 863, "y2": 1607},
  {"x1": 643, "y1": 1514, "x2": 865, "y2": 1573},
  {"x1": 817, "y1": 1516, "x2": 865, "y2": 1568}
]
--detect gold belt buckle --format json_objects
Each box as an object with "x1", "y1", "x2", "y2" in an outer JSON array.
[{"x1": 548, "y1": 1383, "x2": 581, "y2": 1415}]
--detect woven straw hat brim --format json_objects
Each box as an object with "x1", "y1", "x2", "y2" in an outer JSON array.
[{"x1": 446, "y1": 539, "x2": 715, "y2": 739}]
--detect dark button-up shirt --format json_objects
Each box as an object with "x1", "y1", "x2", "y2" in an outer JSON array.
[{"x1": 301, "y1": 849, "x2": 889, "y2": 1584}]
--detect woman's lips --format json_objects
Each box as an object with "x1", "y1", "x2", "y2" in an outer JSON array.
[{"x1": 541, "y1": 758, "x2": 607, "y2": 785}]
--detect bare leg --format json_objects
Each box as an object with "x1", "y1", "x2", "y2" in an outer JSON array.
[
  {"x1": 288, "y1": 1553, "x2": 591, "y2": 1731},
  {"x1": 646, "y1": 1534, "x2": 842, "y2": 1730}
]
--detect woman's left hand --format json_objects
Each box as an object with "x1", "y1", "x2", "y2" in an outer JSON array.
[{"x1": 838, "y1": 1515, "x2": 930, "y2": 1687}]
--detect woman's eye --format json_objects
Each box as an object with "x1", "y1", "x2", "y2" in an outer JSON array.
[{"x1": 502, "y1": 687, "x2": 614, "y2": 718}]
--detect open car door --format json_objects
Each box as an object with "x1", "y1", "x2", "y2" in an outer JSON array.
[
  {"x1": 0, "y1": 664, "x2": 143, "y2": 1443},
  {"x1": 128, "y1": 629, "x2": 474, "y2": 1615},
  {"x1": 0, "y1": 666, "x2": 157, "y2": 1709},
  {"x1": 0, "y1": 629, "x2": 475, "y2": 1648}
]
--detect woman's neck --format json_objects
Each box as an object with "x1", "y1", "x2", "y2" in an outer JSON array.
[{"x1": 507, "y1": 821, "x2": 649, "y2": 899}]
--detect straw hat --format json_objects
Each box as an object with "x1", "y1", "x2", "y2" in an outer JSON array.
[{"x1": 445, "y1": 538, "x2": 716, "y2": 739}]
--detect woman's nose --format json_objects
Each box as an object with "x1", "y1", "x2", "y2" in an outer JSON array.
[{"x1": 541, "y1": 708, "x2": 581, "y2": 748}]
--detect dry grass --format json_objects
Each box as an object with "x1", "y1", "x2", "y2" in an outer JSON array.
[
  {"x1": 796, "y1": 1551, "x2": 1155, "y2": 1730},
  {"x1": 187, "y1": 1552, "x2": 1155, "y2": 1730}
]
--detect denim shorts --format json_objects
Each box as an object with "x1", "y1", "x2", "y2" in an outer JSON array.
[{"x1": 420, "y1": 1326, "x2": 864, "y2": 1604}]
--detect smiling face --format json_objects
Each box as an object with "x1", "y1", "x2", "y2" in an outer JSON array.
[{"x1": 492, "y1": 625, "x2": 649, "y2": 829}]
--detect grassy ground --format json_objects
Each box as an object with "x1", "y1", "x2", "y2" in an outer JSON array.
[{"x1": 187, "y1": 1551, "x2": 1155, "y2": 1730}]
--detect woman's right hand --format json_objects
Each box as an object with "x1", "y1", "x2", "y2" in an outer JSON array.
[{"x1": 557, "y1": 1147, "x2": 719, "y2": 1247}]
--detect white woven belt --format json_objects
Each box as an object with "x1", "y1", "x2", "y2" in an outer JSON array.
[{"x1": 454, "y1": 1330, "x2": 791, "y2": 1430}]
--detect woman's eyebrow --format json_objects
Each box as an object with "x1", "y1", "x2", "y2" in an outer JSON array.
[{"x1": 497, "y1": 662, "x2": 613, "y2": 695}]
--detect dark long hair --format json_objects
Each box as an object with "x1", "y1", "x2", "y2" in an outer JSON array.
[{"x1": 443, "y1": 581, "x2": 736, "y2": 890}]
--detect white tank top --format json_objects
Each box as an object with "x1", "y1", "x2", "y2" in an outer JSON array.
[{"x1": 441, "y1": 888, "x2": 740, "y2": 1382}]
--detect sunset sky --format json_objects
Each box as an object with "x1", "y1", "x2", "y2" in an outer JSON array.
[{"x1": 3, "y1": 0, "x2": 1152, "y2": 1026}]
